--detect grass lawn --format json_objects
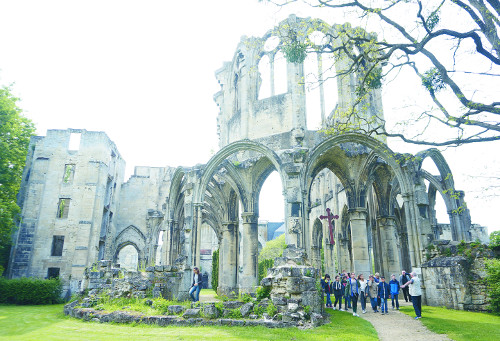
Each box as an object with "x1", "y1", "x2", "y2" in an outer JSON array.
[
  {"x1": 0, "y1": 304, "x2": 378, "y2": 341},
  {"x1": 399, "y1": 305, "x2": 500, "y2": 341}
]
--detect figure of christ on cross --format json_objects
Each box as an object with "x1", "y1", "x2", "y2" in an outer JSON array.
[{"x1": 320, "y1": 208, "x2": 339, "y2": 245}]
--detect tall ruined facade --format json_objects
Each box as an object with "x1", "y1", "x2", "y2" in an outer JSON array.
[{"x1": 8, "y1": 17, "x2": 486, "y2": 301}]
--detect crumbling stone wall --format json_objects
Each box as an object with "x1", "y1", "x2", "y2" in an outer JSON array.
[
  {"x1": 260, "y1": 246, "x2": 325, "y2": 323},
  {"x1": 80, "y1": 260, "x2": 183, "y2": 302},
  {"x1": 421, "y1": 241, "x2": 493, "y2": 311}
]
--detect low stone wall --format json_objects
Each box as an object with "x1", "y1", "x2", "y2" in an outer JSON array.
[
  {"x1": 80, "y1": 261, "x2": 183, "y2": 301},
  {"x1": 63, "y1": 300, "x2": 327, "y2": 329}
]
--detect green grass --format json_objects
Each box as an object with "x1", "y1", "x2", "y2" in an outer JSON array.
[
  {"x1": 399, "y1": 305, "x2": 500, "y2": 341},
  {"x1": 0, "y1": 304, "x2": 378, "y2": 340}
]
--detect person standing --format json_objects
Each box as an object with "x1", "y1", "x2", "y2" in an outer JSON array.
[
  {"x1": 401, "y1": 271, "x2": 422, "y2": 319},
  {"x1": 333, "y1": 275, "x2": 343, "y2": 311},
  {"x1": 358, "y1": 274, "x2": 368, "y2": 314},
  {"x1": 378, "y1": 276, "x2": 391, "y2": 315},
  {"x1": 367, "y1": 275, "x2": 379, "y2": 313},
  {"x1": 342, "y1": 275, "x2": 350, "y2": 311},
  {"x1": 324, "y1": 274, "x2": 333, "y2": 308},
  {"x1": 189, "y1": 267, "x2": 203, "y2": 302},
  {"x1": 346, "y1": 272, "x2": 360, "y2": 317},
  {"x1": 400, "y1": 270, "x2": 411, "y2": 302},
  {"x1": 389, "y1": 274, "x2": 400, "y2": 310}
]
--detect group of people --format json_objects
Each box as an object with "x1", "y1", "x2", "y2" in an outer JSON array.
[{"x1": 321, "y1": 270, "x2": 422, "y2": 319}]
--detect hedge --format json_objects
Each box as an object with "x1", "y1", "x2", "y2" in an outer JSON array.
[
  {"x1": 0, "y1": 277, "x2": 62, "y2": 305},
  {"x1": 211, "y1": 248, "x2": 219, "y2": 292}
]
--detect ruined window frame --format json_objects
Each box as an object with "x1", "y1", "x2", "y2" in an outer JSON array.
[
  {"x1": 51, "y1": 235, "x2": 65, "y2": 256},
  {"x1": 62, "y1": 164, "x2": 75, "y2": 184},
  {"x1": 47, "y1": 267, "x2": 60, "y2": 279},
  {"x1": 57, "y1": 198, "x2": 71, "y2": 218}
]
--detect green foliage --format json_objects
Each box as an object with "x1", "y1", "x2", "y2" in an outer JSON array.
[
  {"x1": 228, "y1": 308, "x2": 242, "y2": 319},
  {"x1": 240, "y1": 293, "x2": 252, "y2": 303},
  {"x1": 252, "y1": 304, "x2": 266, "y2": 317},
  {"x1": 211, "y1": 248, "x2": 219, "y2": 292},
  {"x1": 490, "y1": 231, "x2": 500, "y2": 250},
  {"x1": 486, "y1": 258, "x2": 500, "y2": 315},
  {"x1": 0, "y1": 85, "x2": 35, "y2": 269},
  {"x1": 421, "y1": 67, "x2": 446, "y2": 94},
  {"x1": 255, "y1": 286, "x2": 271, "y2": 301},
  {"x1": 258, "y1": 234, "x2": 286, "y2": 262},
  {"x1": 258, "y1": 258, "x2": 274, "y2": 283},
  {"x1": 0, "y1": 277, "x2": 62, "y2": 305},
  {"x1": 266, "y1": 302, "x2": 277, "y2": 317}
]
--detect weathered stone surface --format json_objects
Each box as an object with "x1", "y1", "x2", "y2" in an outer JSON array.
[
  {"x1": 202, "y1": 304, "x2": 219, "y2": 319},
  {"x1": 168, "y1": 305, "x2": 186, "y2": 315},
  {"x1": 240, "y1": 302, "x2": 254, "y2": 317},
  {"x1": 223, "y1": 301, "x2": 244, "y2": 309},
  {"x1": 182, "y1": 309, "x2": 200, "y2": 318}
]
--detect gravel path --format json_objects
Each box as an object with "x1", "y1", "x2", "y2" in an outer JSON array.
[{"x1": 352, "y1": 300, "x2": 450, "y2": 341}]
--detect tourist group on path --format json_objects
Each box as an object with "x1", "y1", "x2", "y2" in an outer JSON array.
[{"x1": 321, "y1": 270, "x2": 422, "y2": 320}]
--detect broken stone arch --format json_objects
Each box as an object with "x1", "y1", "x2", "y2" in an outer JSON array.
[{"x1": 113, "y1": 225, "x2": 146, "y2": 269}]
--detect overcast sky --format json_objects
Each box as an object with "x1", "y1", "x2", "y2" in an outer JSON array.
[{"x1": 0, "y1": 1, "x2": 498, "y2": 233}]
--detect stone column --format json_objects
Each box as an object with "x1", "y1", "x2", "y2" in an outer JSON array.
[
  {"x1": 402, "y1": 192, "x2": 420, "y2": 267},
  {"x1": 240, "y1": 212, "x2": 258, "y2": 294},
  {"x1": 218, "y1": 221, "x2": 238, "y2": 296},
  {"x1": 194, "y1": 204, "x2": 203, "y2": 267},
  {"x1": 377, "y1": 216, "x2": 401, "y2": 277},
  {"x1": 349, "y1": 208, "x2": 370, "y2": 276}
]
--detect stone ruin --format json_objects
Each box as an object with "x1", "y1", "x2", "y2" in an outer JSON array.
[
  {"x1": 8, "y1": 15, "x2": 491, "y2": 318},
  {"x1": 65, "y1": 246, "x2": 328, "y2": 328}
]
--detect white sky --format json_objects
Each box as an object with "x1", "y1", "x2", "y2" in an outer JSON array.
[{"x1": 0, "y1": 1, "x2": 498, "y2": 233}]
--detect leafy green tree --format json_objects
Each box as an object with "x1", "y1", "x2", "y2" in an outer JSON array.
[
  {"x1": 490, "y1": 231, "x2": 500, "y2": 250},
  {"x1": 0, "y1": 85, "x2": 35, "y2": 272},
  {"x1": 261, "y1": 0, "x2": 500, "y2": 147},
  {"x1": 258, "y1": 233, "x2": 286, "y2": 262},
  {"x1": 211, "y1": 248, "x2": 219, "y2": 291}
]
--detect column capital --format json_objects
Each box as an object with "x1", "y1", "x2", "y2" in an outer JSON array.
[
  {"x1": 349, "y1": 208, "x2": 367, "y2": 220},
  {"x1": 241, "y1": 212, "x2": 258, "y2": 224},
  {"x1": 377, "y1": 215, "x2": 397, "y2": 224}
]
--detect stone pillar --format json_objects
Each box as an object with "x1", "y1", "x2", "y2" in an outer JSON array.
[
  {"x1": 240, "y1": 212, "x2": 259, "y2": 294},
  {"x1": 194, "y1": 204, "x2": 203, "y2": 267},
  {"x1": 402, "y1": 192, "x2": 420, "y2": 267},
  {"x1": 349, "y1": 208, "x2": 370, "y2": 276},
  {"x1": 325, "y1": 243, "x2": 335, "y2": 275},
  {"x1": 377, "y1": 216, "x2": 401, "y2": 277},
  {"x1": 218, "y1": 221, "x2": 238, "y2": 296}
]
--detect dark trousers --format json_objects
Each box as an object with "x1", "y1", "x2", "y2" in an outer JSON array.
[
  {"x1": 351, "y1": 294, "x2": 358, "y2": 313},
  {"x1": 402, "y1": 286, "x2": 410, "y2": 302},
  {"x1": 391, "y1": 294, "x2": 399, "y2": 308},
  {"x1": 334, "y1": 294, "x2": 342, "y2": 309},
  {"x1": 370, "y1": 297, "x2": 378, "y2": 312},
  {"x1": 360, "y1": 292, "x2": 367, "y2": 311},
  {"x1": 412, "y1": 295, "x2": 422, "y2": 317}
]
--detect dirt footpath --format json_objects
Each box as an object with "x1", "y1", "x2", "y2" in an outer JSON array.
[{"x1": 355, "y1": 300, "x2": 450, "y2": 341}]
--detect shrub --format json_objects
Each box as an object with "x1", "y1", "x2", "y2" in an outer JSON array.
[
  {"x1": 485, "y1": 258, "x2": 500, "y2": 315},
  {"x1": 266, "y1": 302, "x2": 277, "y2": 317},
  {"x1": 258, "y1": 234, "x2": 286, "y2": 262},
  {"x1": 0, "y1": 277, "x2": 62, "y2": 305},
  {"x1": 211, "y1": 248, "x2": 219, "y2": 292},
  {"x1": 258, "y1": 258, "x2": 274, "y2": 283},
  {"x1": 490, "y1": 231, "x2": 500, "y2": 250},
  {"x1": 256, "y1": 286, "x2": 271, "y2": 301}
]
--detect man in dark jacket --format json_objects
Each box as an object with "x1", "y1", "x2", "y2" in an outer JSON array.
[
  {"x1": 333, "y1": 275, "x2": 343, "y2": 310},
  {"x1": 378, "y1": 277, "x2": 391, "y2": 315},
  {"x1": 400, "y1": 270, "x2": 411, "y2": 302}
]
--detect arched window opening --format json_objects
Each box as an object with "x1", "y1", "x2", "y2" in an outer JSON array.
[
  {"x1": 155, "y1": 231, "x2": 163, "y2": 265},
  {"x1": 274, "y1": 51, "x2": 288, "y2": 95},
  {"x1": 117, "y1": 245, "x2": 138, "y2": 271}
]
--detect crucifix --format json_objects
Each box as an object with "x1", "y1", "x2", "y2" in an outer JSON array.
[{"x1": 320, "y1": 208, "x2": 339, "y2": 245}]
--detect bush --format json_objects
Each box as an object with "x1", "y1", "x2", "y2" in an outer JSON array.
[
  {"x1": 490, "y1": 231, "x2": 500, "y2": 250},
  {"x1": 485, "y1": 258, "x2": 500, "y2": 315},
  {"x1": 211, "y1": 248, "x2": 219, "y2": 292},
  {"x1": 256, "y1": 286, "x2": 271, "y2": 301},
  {"x1": 258, "y1": 258, "x2": 274, "y2": 283},
  {"x1": 0, "y1": 277, "x2": 62, "y2": 305},
  {"x1": 258, "y1": 234, "x2": 286, "y2": 262}
]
